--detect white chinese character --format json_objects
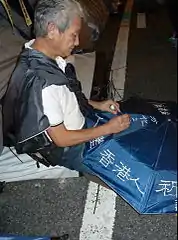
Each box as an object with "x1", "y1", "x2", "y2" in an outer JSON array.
[
  {"x1": 153, "y1": 104, "x2": 162, "y2": 108},
  {"x1": 140, "y1": 115, "x2": 148, "y2": 127},
  {"x1": 113, "y1": 162, "x2": 131, "y2": 181},
  {"x1": 150, "y1": 116, "x2": 158, "y2": 124},
  {"x1": 154, "y1": 103, "x2": 166, "y2": 108},
  {"x1": 153, "y1": 104, "x2": 170, "y2": 115},
  {"x1": 175, "y1": 200, "x2": 178, "y2": 212},
  {"x1": 158, "y1": 107, "x2": 170, "y2": 115},
  {"x1": 155, "y1": 180, "x2": 177, "y2": 197},
  {"x1": 131, "y1": 117, "x2": 138, "y2": 122},
  {"x1": 113, "y1": 163, "x2": 144, "y2": 194},
  {"x1": 90, "y1": 136, "x2": 104, "y2": 149},
  {"x1": 130, "y1": 178, "x2": 144, "y2": 195},
  {"x1": 94, "y1": 114, "x2": 104, "y2": 127},
  {"x1": 99, "y1": 149, "x2": 115, "y2": 168}
]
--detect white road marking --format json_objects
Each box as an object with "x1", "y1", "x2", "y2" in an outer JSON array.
[
  {"x1": 137, "y1": 13, "x2": 146, "y2": 28},
  {"x1": 79, "y1": 1, "x2": 133, "y2": 239},
  {"x1": 79, "y1": 182, "x2": 117, "y2": 240},
  {"x1": 109, "y1": 0, "x2": 134, "y2": 101}
]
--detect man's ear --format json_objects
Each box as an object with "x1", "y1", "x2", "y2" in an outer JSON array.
[{"x1": 47, "y1": 22, "x2": 60, "y2": 39}]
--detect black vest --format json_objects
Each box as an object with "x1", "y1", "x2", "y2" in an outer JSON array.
[{"x1": 3, "y1": 48, "x2": 93, "y2": 167}]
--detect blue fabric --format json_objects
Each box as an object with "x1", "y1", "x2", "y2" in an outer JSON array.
[
  {"x1": 83, "y1": 104, "x2": 177, "y2": 214},
  {"x1": 0, "y1": 236, "x2": 50, "y2": 240},
  {"x1": 60, "y1": 143, "x2": 94, "y2": 175}
]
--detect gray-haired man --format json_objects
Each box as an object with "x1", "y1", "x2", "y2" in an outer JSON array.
[{"x1": 3, "y1": 0, "x2": 130, "y2": 174}]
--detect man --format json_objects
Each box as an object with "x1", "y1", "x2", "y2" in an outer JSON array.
[{"x1": 3, "y1": 0, "x2": 130, "y2": 174}]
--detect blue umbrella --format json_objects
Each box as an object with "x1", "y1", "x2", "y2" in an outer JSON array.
[
  {"x1": 0, "y1": 235, "x2": 69, "y2": 240},
  {"x1": 0, "y1": 237, "x2": 50, "y2": 240},
  {"x1": 83, "y1": 98, "x2": 177, "y2": 214}
]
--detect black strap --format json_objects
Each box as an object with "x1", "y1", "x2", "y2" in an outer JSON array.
[{"x1": 65, "y1": 63, "x2": 94, "y2": 117}]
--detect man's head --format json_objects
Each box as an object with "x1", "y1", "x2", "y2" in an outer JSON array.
[{"x1": 34, "y1": 0, "x2": 84, "y2": 58}]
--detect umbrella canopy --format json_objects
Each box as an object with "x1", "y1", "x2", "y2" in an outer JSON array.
[
  {"x1": 83, "y1": 98, "x2": 177, "y2": 214},
  {"x1": 0, "y1": 237, "x2": 49, "y2": 240},
  {"x1": 0, "y1": 235, "x2": 69, "y2": 240}
]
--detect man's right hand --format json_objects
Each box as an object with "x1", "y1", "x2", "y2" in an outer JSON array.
[{"x1": 106, "y1": 114, "x2": 131, "y2": 134}]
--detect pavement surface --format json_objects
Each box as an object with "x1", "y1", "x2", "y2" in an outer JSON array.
[
  {"x1": 125, "y1": 3, "x2": 177, "y2": 102},
  {"x1": 0, "y1": 1, "x2": 177, "y2": 240}
]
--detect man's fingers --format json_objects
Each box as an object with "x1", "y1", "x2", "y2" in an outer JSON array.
[
  {"x1": 118, "y1": 115, "x2": 131, "y2": 128},
  {"x1": 119, "y1": 114, "x2": 130, "y2": 122},
  {"x1": 115, "y1": 102, "x2": 121, "y2": 112}
]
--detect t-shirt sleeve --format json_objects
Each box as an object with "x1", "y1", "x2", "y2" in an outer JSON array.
[{"x1": 42, "y1": 85, "x2": 64, "y2": 126}]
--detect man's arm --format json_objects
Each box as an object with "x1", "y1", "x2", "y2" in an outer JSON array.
[
  {"x1": 47, "y1": 114, "x2": 130, "y2": 147},
  {"x1": 88, "y1": 100, "x2": 101, "y2": 110}
]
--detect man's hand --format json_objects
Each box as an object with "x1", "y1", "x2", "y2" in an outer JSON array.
[
  {"x1": 106, "y1": 114, "x2": 130, "y2": 134},
  {"x1": 89, "y1": 99, "x2": 120, "y2": 114}
]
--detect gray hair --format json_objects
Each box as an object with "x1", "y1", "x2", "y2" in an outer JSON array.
[{"x1": 34, "y1": 0, "x2": 85, "y2": 37}]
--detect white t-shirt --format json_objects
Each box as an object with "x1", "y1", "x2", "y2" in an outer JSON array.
[{"x1": 25, "y1": 40, "x2": 85, "y2": 130}]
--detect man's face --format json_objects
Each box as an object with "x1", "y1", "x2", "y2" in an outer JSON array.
[{"x1": 50, "y1": 17, "x2": 82, "y2": 58}]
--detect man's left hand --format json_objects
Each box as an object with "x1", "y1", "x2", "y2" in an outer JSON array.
[{"x1": 96, "y1": 100, "x2": 120, "y2": 114}]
